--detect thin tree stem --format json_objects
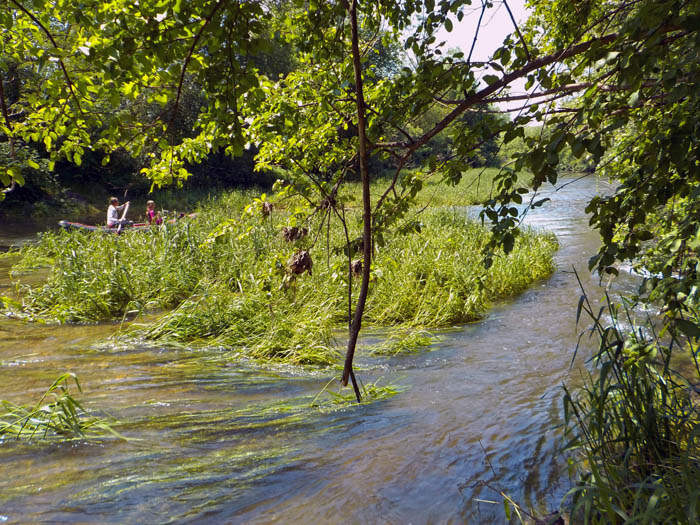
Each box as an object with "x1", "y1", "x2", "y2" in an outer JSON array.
[{"x1": 341, "y1": 0, "x2": 372, "y2": 399}]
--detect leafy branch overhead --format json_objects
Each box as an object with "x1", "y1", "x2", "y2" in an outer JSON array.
[{"x1": 2, "y1": 0, "x2": 700, "y2": 383}]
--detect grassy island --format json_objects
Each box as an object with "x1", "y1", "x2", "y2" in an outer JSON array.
[{"x1": 2, "y1": 180, "x2": 556, "y2": 366}]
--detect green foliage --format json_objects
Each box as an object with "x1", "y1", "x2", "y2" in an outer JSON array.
[
  {"x1": 1, "y1": 0, "x2": 271, "y2": 192},
  {"x1": 0, "y1": 373, "x2": 120, "y2": 441},
  {"x1": 486, "y1": 1, "x2": 700, "y2": 290},
  {"x1": 4, "y1": 188, "x2": 556, "y2": 366},
  {"x1": 4, "y1": 1, "x2": 516, "y2": 215},
  {"x1": 564, "y1": 291, "x2": 700, "y2": 523},
  {"x1": 499, "y1": 126, "x2": 595, "y2": 174}
]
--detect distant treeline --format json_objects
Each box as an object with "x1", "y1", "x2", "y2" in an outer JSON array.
[{"x1": 0, "y1": 118, "x2": 594, "y2": 221}]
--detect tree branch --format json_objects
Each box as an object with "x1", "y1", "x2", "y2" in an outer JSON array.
[
  {"x1": 10, "y1": 0, "x2": 84, "y2": 113},
  {"x1": 502, "y1": 0, "x2": 530, "y2": 62},
  {"x1": 401, "y1": 31, "x2": 623, "y2": 160},
  {"x1": 467, "y1": 2, "x2": 487, "y2": 65}
]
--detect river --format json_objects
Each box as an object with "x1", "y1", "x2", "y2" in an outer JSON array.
[{"x1": 0, "y1": 175, "x2": 637, "y2": 523}]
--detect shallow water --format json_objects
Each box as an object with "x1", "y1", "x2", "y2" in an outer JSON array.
[{"x1": 0, "y1": 175, "x2": 638, "y2": 523}]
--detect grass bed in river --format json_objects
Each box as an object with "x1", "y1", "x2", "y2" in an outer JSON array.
[{"x1": 1, "y1": 188, "x2": 557, "y2": 366}]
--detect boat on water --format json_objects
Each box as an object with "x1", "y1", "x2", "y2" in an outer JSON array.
[
  {"x1": 57, "y1": 220, "x2": 151, "y2": 232},
  {"x1": 58, "y1": 213, "x2": 196, "y2": 233}
]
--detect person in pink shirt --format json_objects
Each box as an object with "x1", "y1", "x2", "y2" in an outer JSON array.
[{"x1": 146, "y1": 200, "x2": 163, "y2": 225}]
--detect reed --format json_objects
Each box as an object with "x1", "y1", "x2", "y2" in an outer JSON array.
[
  {"x1": 563, "y1": 289, "x2": 700, "y2": 523},
  {"x1": 0, "y1": 373, "x2": 120, "y2": 441}
]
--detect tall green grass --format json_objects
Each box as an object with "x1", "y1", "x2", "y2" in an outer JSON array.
[
  {"x1": 338, "y1": 167, "x2": 531, "y2": 209},
  {"x1": 0, "y1": 373, "x2": 120, "y2": 441},
  {"x1": 4, "y1": 188, "x2": 556, "y2": 365},
  {"x1": 563, "y1": 290, "x2": 700, "y2": 523}
]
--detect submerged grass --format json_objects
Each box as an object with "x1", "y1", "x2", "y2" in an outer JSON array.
[
  {"x1": 3, "y1": 185, "x2": 556, "y2": 366},
  {"x1": 0, "y1": 373, "x2": 120, "y2": 441},
  {"x1": 368, "y1": 329, "x2": 438, "y2": 356}
]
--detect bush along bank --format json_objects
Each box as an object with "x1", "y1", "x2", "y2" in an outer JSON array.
[{"x1": 1, "y1": 189, "x2": 557, "y2": 366}]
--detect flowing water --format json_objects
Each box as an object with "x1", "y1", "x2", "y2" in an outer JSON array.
[{"x1": 0, "y1": 176, "x2": 639, "y2": 523}]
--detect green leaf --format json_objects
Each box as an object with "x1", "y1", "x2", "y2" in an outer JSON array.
[
  {"x1": 502, "y1": 232, "x2": 514, "y2": 253},
  {"x1": 483, "y1": 74, "x2": 499, "y2": 86},
  {"x1": 675, "y1": 319, "x2": 700, "y2": 339},
  {"x1": 524, "y1": 75, "x2": 534, "y2": 90},
  {"x1": 8, "y1": 166, "x2": 24, "y2": 186},
  {"x1": 571, "y1": 140, "x2": 585, "y2": 158},
  {"x1": 627, "y1": 90, "x2": 640, "y2": 107}
]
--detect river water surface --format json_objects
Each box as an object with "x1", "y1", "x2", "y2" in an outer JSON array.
[{"x1": 0, "y1": 176, "x2": 638, "y2": 523}]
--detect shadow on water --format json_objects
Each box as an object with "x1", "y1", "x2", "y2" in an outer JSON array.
[
  {"x1": 0, "y1": 217, "x2": 61, "y2": 253},
  {"x1": 0, "y1": 175, "x2": 639, "y2": 523}
]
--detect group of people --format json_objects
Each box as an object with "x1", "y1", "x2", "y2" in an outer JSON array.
[{"x1": 107, "y1": 197, "x2": 162, "y2": 228}]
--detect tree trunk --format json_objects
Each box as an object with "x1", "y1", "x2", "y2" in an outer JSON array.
[
  {"x1": 0, "y1": 69, "x2": 17, "y2": 195},
  {"x1": 341, "y1": 0, "x2": 371, "y2": 402}
]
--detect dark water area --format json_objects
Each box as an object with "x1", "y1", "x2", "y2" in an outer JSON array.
[
  {"x1": 0, "y1": 211, "x2": 106, "y2": 252},
  {"x1": 0, "y1": 175, "x2": 638, "y2": 523},
  {"x1": 0, "y1": 219, "x2": 50, "y2": 252}
]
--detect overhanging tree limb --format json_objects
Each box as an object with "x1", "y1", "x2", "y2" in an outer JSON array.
[{"x1": 401, "y1": 32, "x2": 620, "y2": 159}]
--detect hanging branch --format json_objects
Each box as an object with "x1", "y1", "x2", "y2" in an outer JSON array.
[{"x1": 502, "y1": 0, "x2": 531, "y2": 62}]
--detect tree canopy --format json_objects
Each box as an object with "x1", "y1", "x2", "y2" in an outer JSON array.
[{"x1": 2, "y1": 0, "x2": 700, "y2": 382}]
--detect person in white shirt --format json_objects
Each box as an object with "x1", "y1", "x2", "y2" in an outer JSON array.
[{"x1": 107, "y1": 197, "x2": 130, "y2": 228}]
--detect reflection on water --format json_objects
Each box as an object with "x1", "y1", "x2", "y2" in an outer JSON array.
[{"x1": 0, "y1": 176, "x2": 634, "y2": 523}]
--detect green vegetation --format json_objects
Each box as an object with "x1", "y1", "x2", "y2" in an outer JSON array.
[
  {"x1": 336, "y1": 167, "x2": 532, "y2": 210},
  {"x1": 3, "y1": 187, "x2": 556, "y2": 366},
  {"x1": 368, "y1": 329, "x2": 437, "y2": 356},
  {"x1": 4, "y1": 0, "x2": 700, "y2": 519},
  {"x1": 0, "y1": 373, "x2": 119, "y2": 441},
  {"x1": 563, "y1": 291, "x2": 700, "y2": 523}
]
